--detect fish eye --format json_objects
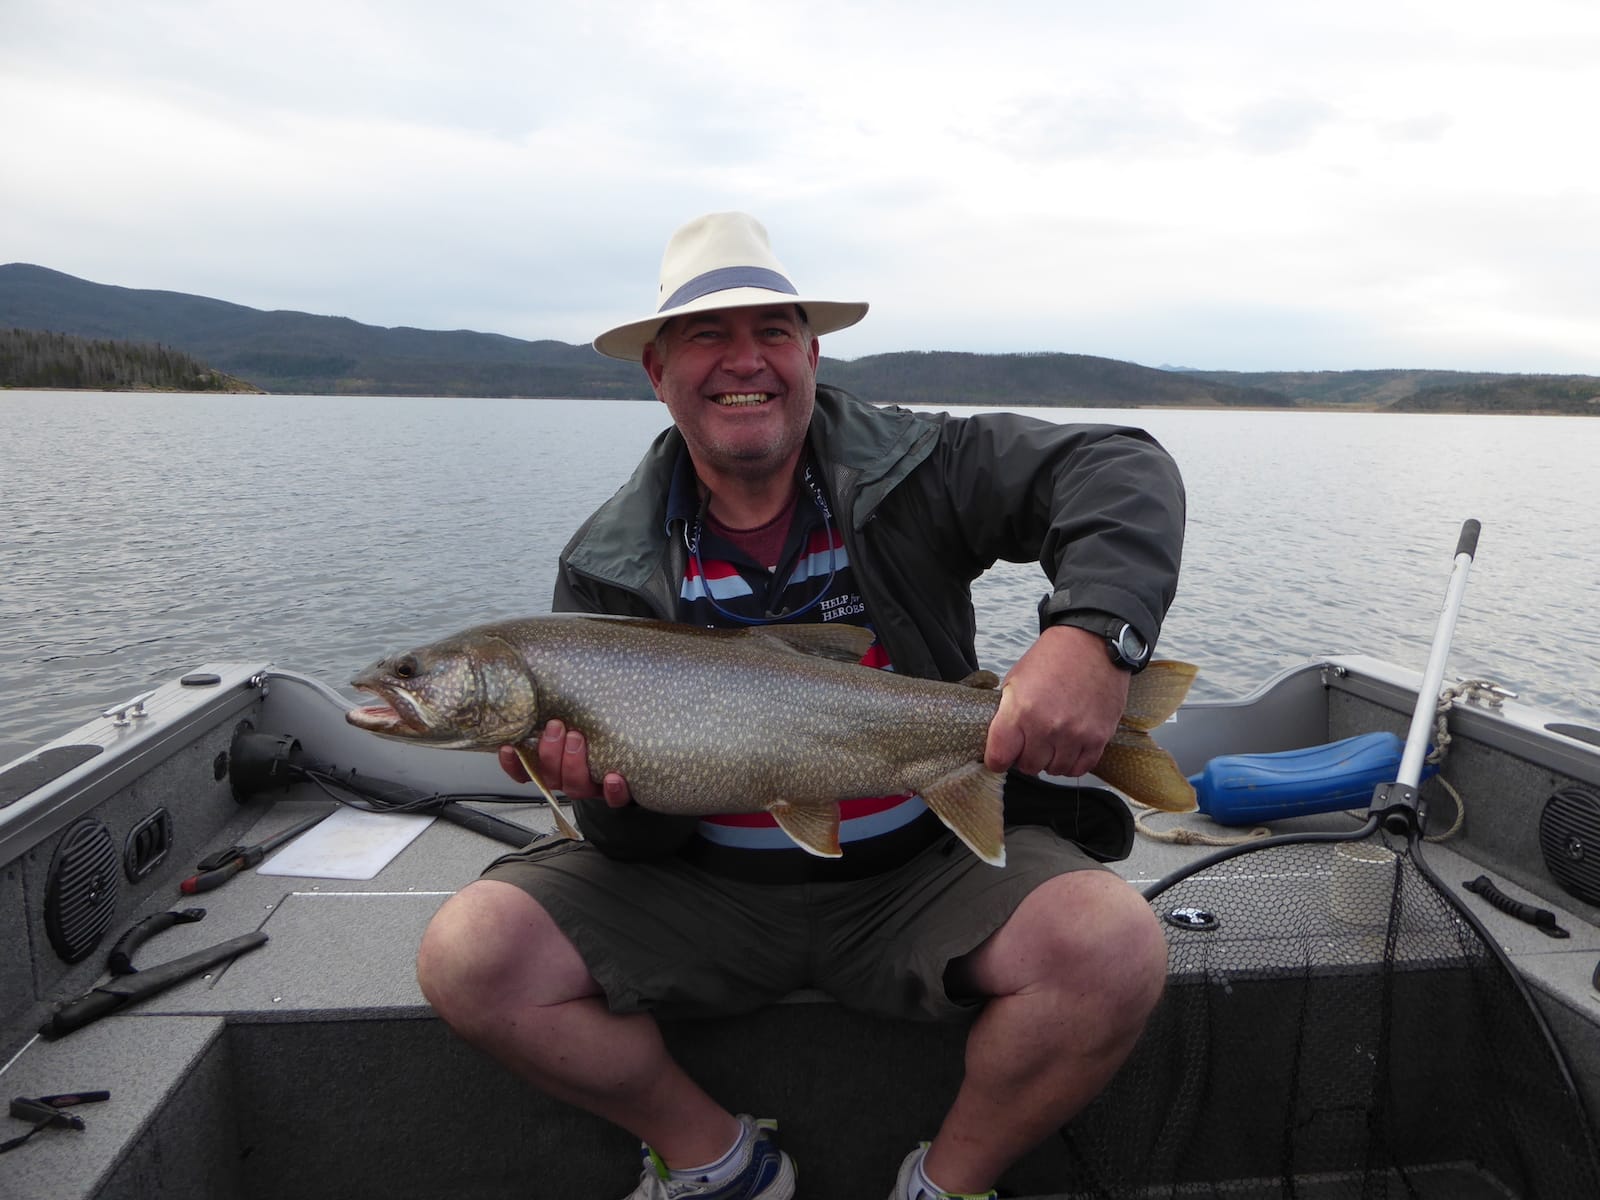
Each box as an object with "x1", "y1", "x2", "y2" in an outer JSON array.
[{"x1": 394, "y1": 655, "x2": 420, "y2": 680}]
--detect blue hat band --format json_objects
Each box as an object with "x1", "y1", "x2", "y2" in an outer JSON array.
[{"x1": 659, "y1": 266, "x2": 798, "y2": 313}]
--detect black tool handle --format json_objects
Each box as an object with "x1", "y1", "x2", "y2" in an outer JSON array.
[
  {"x1": 38, "y1": 990, "x2": 126, "y2": 1039},
  {"x1": 35, "y1": 1091, "x2": 111, "y2": 1108},
  {"x1": 436, "y1": 801, "x2": 537, "y2": 847},
  {"x1": 8, "y1": 1098, "x2": 85, "y2": 1130},
  {"x1": 1455, "y1": 518, "x2": 1481, "y2": 561},
  {"x1": 107, "y1": 909, "x2": 206, "y2": 974},
  {"x1": 184, "y1": 811, "x2": 330, "y2": 893},
  {"x1": 1464, "y1": 875, "x2": 1569, "y2": 938},
  {"x1": 180, "y1": 859, "x2": 244, "y2": 894},
  {"x1": 195, "y1": 844, "x2": 246, "y2": 872}
]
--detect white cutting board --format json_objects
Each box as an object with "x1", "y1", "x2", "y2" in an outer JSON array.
[{"x1": 256, "y1": 808, "x2": 435, "y2": 880}]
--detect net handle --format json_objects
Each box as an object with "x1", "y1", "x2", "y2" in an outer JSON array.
[{"x1": 1397, "y1": 519, "x2": 1481, "y2": 789}]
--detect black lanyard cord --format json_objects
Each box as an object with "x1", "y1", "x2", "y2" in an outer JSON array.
[{"x1": 685, "y1": 465, "x2": 840, "y2": 626}]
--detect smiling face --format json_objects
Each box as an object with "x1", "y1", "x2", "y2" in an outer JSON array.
[{"x1": 642, "y1": 304, "x2": 820, "y2": 488}]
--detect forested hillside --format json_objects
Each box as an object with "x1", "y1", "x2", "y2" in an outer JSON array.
[
  {"x1": 0, "y1": 263, "x2": 643, "y2": 398},
  {"x1": 1, "y1": 327, "x2": 259, "y2": 392},
  {"x1": 824, "y1": 351, "x2": 1292, "y2": 408},
  {"x1": 4, "y1": 262, "x2": 1598, "y2": 411},
  {"x1": 1173, "y1": 367, "x2": 1507, "y2": 407},
  {"x1": 0, "y1": 264, "x2": 1283, "y2": 405},
  {"x1": 1389, "y1": 376, "x2": 1600, "y2": 415}
]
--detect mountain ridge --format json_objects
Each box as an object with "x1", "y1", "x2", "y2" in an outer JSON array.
[{"x1": 4, "y1": 263, "x2": 1596, "y2": 412}]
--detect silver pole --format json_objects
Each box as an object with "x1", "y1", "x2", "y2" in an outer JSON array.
[{"x1": 1396, "y1": 520, "x2": 1481, "y2": 789}]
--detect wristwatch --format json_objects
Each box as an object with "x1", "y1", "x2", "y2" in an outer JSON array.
[{"x1": 1045, "y1": 611, "x2": 1152, "y2": 673}]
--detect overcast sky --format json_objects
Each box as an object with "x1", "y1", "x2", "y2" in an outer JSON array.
[{"x1": 5, "y1": 1, "x2": 1597, "y2": 372}]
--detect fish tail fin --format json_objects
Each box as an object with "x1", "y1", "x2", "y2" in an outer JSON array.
[
  {"x1": 1118, "y1": 659, "x2": 1199, "y2": 732},
  {"x1": 513, "y1": 744, "x2": 585, "y2": 840},
  {"x1": 769, "y1": 801, "x2": 843, "y2": 858},
  {"x1": 921, "y1": 763, "x2": 1007, "y2": 867},
  {"x1": 1092, "y1": 661, "x2": 1200, "y2": 812},
  {"x1": 1095, "y1": 728, "x2": 1197, "y2": 812}
]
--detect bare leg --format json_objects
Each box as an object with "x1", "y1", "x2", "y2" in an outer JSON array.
[
  {"x1": 416, "y1": 879, "x2": 741, "y2": 1167},
  {"x1": 921, "y1": 871, "x2": 1167, "y2": 1192}
]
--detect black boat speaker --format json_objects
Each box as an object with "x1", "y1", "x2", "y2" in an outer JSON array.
[
  {"x1": 44, "y1": 817, "x2": 120, "y2": 963},
  {"x1": 1539, "y1": 785, "x2": 1600, "y2": 907}
]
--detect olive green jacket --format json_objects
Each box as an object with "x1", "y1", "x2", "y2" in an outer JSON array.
[{"x1": 551, "y1": 384, "x2": 1186, "y2": 856}]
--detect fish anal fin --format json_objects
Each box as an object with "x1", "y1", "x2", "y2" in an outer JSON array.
[
  {"x1": 513, "y1": 744, "x2": 585, "y2": 840},
  {"x1": 1094, "y1": 733, "x2": 1198, "y2": 813},
  {"x1": 769, "y1": 800, "x2": 844, "y2": 858},
  {"x1": 921, "y1": 762, "x2": 1007, "y2": 867}
]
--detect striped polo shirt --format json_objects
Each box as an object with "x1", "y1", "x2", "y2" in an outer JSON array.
[{"x1": 665, "y1": 450, "x2": 944, "y2": 881}]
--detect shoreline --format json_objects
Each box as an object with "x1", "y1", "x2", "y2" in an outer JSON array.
[{"x1": 2, "y1": 386, "x2": 1591, "y2": 416}]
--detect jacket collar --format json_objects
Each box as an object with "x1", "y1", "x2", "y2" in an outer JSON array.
[{"x1": 561, "y1": 386, "x2": 937, "y2": 601}]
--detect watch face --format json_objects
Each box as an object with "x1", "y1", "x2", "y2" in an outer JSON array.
[{"x1": 1113, "y1": 624, "x2": 1149, "y2": 667}]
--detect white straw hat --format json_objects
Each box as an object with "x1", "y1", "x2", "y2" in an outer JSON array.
[{"x1": 592, "y1": 212, "x2": 869, "y2": 361}]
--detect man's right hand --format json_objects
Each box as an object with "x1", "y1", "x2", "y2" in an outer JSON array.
[{"x1": 498, "y1": 721, "x2": 633, "y2": 808}]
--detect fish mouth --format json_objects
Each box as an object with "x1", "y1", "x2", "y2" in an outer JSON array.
[{"x1": 346, "y1": 685, "x2": 432, "y2": 737}]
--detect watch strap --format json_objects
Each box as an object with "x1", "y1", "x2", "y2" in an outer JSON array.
[{"x1": 1040, "y1": 605, "x2": 1151, "y2": 672}]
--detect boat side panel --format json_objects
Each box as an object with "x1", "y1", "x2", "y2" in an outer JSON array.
[
  {"x1": 1152, "y1": 661, "x2": 1332, "y2": 775},
  {"x1": 0, "y1": 674, "x2": 271, "y2": 1063}
]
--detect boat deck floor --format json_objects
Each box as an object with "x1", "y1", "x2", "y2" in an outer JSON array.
[{"x1": 5, "y1": 789, "x2": 1600, "y2": 1199}]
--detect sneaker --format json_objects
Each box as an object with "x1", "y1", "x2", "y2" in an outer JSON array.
[
  {"x1": 888, "y1": 1142, "x2": 998, "y2": 1200},
  {"x1": 625, "y1": 1115, "x2": 797, "y2": 1199}
]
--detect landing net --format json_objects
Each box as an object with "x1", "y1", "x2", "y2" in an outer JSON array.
[{"x1": 1057, "y1": 820, "x2": 1600, "y2": 1199}]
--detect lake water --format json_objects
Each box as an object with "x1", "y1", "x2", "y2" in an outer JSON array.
[{"x1": 2, "y1": 390, "x2": 1597, "y2": 765}]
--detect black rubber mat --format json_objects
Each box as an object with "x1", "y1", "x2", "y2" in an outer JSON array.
[{"x1": 0, "y1": 744, "x2": 104, "y2": 810}]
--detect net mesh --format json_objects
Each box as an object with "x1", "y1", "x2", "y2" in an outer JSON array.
[{"x1": 1057, "y1": 823, "x2": 1600, "y2": 1199}]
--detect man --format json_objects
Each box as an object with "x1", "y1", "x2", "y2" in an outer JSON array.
[{"x1": 416, "y1": 212, "x2": 1185, "y2": 1199}]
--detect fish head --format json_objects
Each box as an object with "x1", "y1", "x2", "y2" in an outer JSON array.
[{"x1": 346, "y1": 632, "x2": 540, "y2": 749}]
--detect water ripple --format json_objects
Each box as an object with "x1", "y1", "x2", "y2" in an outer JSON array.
[{"x1": 3, "y1": 393, "x2": 1596, "y2": 763}]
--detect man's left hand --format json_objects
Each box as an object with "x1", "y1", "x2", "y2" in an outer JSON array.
[{"x1": 984, "y1": 623, "x2": 1131, "y2": 779}]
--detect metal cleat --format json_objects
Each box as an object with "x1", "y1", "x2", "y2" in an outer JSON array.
[{"x1": 101, "y1": 690, "x2": 158, "y2": 726}]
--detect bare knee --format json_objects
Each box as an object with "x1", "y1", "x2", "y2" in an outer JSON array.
[
  {"x1": 1061, "y1": 873, "x2": 1166, "y2": 1029},
  {"x1": 417, "y1": 880, "x2": 596, "y2": 1034},
  {"x1": 971, "y1": 871, "x2": 1169, "y2": 1029},
  {"x1": 1091, "y1": 880, "x2": 1168, "y2": 1025}
]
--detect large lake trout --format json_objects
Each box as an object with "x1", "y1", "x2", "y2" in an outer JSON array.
[{"x1": 346, "y1": 615, "x2": 1198, "y2": 866}]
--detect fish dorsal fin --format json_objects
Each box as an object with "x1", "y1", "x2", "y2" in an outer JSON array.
[
  {"x1": 1119, "y1": 660, "x2": 1199, "y2": 732},
  {"x1": 768, "y1": 800, "x2": 844, "y2": 858},
  {"x1": 747, "y1": 624, "x2": 875, "y2": 664},
  {"x1": 920, "y1": 762, "x2": 1007, "y2": 867},
  {"x1": 956, "y1": 669, "x2": 1001, "y2": 690}
]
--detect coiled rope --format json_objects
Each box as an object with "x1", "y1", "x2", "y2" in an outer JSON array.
[{"x1": 1420, "y1": 677, "x2": 1516, "y2": 842}]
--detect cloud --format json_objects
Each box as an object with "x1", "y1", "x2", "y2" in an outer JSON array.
[{"x1": 3, "y1": 0, "x2": 1599, "y2": 372}]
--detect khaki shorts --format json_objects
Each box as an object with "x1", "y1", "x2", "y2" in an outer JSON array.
[{"x1": 479, "y1": 826, "x2": 1107, "y2": 1023}]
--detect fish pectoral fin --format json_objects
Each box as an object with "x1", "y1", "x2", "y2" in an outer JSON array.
[
  {"x1": 921, "y1": 763, "x2": 1007, "y2": 867},
  {"x1": 1093, "y1": 732, "x2": 1198, "y2": 813},
  {"x1": 768, "y1": 801, "x2": 843, "y2": 858},
  {"x1": 513, "y1": 744, "x2": 585, "y2": 840},
  {"x1": 548, "y1": 803, "x2": 583, "y2": 841},
  {"x1": 748, "y1": 624, "x2": 876, "y2": 663}
]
